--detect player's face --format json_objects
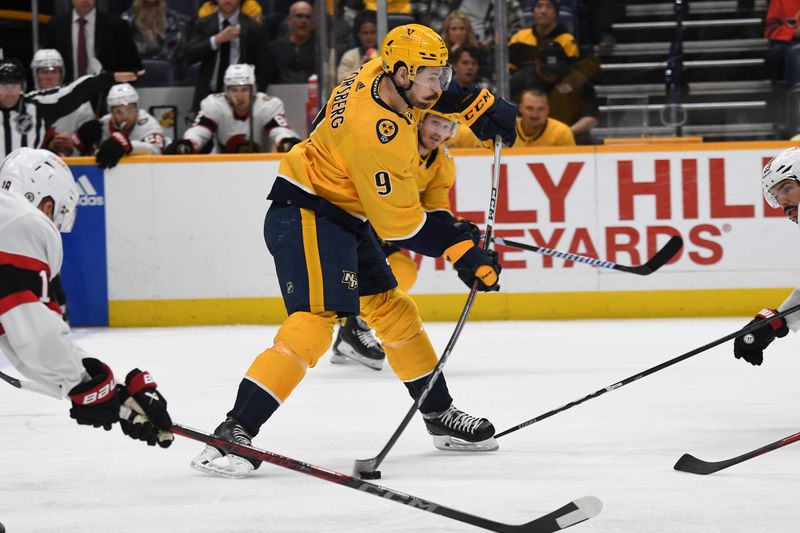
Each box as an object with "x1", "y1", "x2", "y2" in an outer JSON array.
[
  {"x1": 408, "y1": 66, "x2": 452, "y2": 109},
  {"x1": 446, "y1": 18, "x2": 468, "y2": 47},
  {"x1": 519, "y1": 92, "x2": 549, "y2": 132},
  {"x1": 36, "y1": 68, "x2": 62, "y2": 90},
  {"x1": 769, "y1": 179, "x2": 800, "y2": 223},
  {"x1": 419, "y1": 114, "x2": 456, "y2": 151},
  {"x1": 111, "y1": 103, "x2": 138, "y2": 133},
  {"x1": 0, "y1": 83, "x2": 22, "y2": 109},
  {"x1": 226, "y1": 85, "x2": 252, "y2": 114}
]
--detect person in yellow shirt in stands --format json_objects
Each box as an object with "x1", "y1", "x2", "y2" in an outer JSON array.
[
  {"x1": 514, "y1": 87, "x2": 575, "y2": 147},
  {"x1": 198, "y1": 0, "x2": 262, "y2": 22}
]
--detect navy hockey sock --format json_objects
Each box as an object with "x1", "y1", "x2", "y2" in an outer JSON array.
[
  {"x1": 404, "y1": 373, "x2": 453, "y2": 415},
  {"x1": 227, "y1": 378, "x2": 280, "y2": 437}
]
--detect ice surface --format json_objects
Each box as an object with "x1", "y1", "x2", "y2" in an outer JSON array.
[{"x1": 2, "y1": 318, "x2": 800, "y2": 532}]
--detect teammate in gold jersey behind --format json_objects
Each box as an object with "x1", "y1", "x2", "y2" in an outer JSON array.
[{"x1": 190, "y1": 24, "x2": 518, "y2": 479}]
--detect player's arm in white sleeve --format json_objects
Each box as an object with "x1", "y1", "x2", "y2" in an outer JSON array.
[
  {"x1": 181, "y1": 96, "x2": 221, "y2": 152},
  {"x1": 128, "y1": 113, "x2": 168, "y2": 155},
  {"x1": 778, "y1": 289, "x2": 800, "y2": 332},
  {"x1": 259, "y1": 95, "x2": 301, "y2": 152}
]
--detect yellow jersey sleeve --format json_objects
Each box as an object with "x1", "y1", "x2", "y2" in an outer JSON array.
[{"x1": 418, "y1": 147, "x2": 456, "y2": 213}]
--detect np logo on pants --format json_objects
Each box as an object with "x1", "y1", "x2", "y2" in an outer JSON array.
[{"x1": 341, "y1": 271, "x2": 358, "y2": 290}]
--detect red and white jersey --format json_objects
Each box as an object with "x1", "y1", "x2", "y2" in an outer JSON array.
[
  {"x1": 0, "y1": 189, "x2": 87, "y2": 397},
  {"x1": 185, "y1": 92, "x2": 300, "y2": 153},
  {"x1": 779, "y1": 290, "x2": 800, "y2": 332},
  {"x1": 99, "y1": 109, "x2": 169, "y2": 155}
]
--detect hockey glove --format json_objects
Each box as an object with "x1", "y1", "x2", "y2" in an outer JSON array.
[
  {"x1": 68, "y1": 358, "x2": 120, "y2": 431},
  {"x1": 117, "y1": 369, "x2": 174, "y2": 448},
  {"x1": 454, "y1": 218, "x2": 482, "y2": 245},
  {"x1": 72, "y1": 120, "x2": 102, "y2": 154},
  {"x1": 458, "y1": 88, "x2": 518, "y2": 147},
  {"x1": 277, "y1": 137, "x2": 302, "y2": 153},
  {"x1": 163, "y1": 139, "x2": 196, "y2": 155},
  {"x1": 444, "y1": 239, "x2": 501, "y2": 291},
  {"x1": 234, "y1": 140, "x2": 261, "y2": 153},
  {"x1": 733, "y1": 308, "x2": 789, "y2": 366},
  {"x1": 96, "y1": 131, "x2": 132, "y2": 169}
]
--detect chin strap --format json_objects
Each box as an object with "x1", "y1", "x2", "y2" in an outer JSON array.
[{"x1": 388, "y1": 72, "x2": 414, "y2": 109}]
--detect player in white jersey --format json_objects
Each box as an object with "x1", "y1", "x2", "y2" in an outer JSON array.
[
  {"x1": 30, "y1": 49, "x2": 96, "y2": 157},
  {"x1": 74, "y1": 83, "x2": 170, "y2": 168},
  {"x1": 0, "y1": 148, "x2": 173, "y2": 447},
  {"x1": 164, "y1": 64, "x2": 301, "y2": 155},
  {"x1": 733, "y1": 146, "x2": 800, "y2": 365}
]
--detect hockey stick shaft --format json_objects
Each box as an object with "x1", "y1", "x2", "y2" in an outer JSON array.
[
  {"x1": 0, "y1": 369, "x2": 63, "y2": 399},
  {"x1": 493, "y1": 235, "x2": 683, "y2": 276},
  {"x1": 674, "y1": 430, "x2": 800, "y2": 475},
  {"x1": 174, "y1": 423, "x2": 601, "y2": 532},
  {"x1": 495, "y1": 303, "x2": 800, "y2": 439},
  {"x1": 354, "y1": 137, "x2": 503, "y2": 476}
]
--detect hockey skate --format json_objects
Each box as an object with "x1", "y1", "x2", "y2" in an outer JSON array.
[
  {"x1": 423, "y1": 405, "x2": 499, "y2": 452},
  {"x1": 330, "y1": 316, "x2": 386, "y2": 370},
  {"x1": 190, "y1": 417, "x2": 262, "y2": 479}
]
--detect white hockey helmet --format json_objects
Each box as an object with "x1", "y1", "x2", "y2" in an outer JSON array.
[
  {"x1": 106, "y1": 83, "x2": 139, "y2": 108},
  {"x1": 224, "y1": 64, "x2": 256, "y2": 88},
  {"x1": 762, "y1": 147, "x2": 800, "y2": 208},
  {"x1": 0, "y1": 148, "x2": 80, "y2": 232},
  {"x1": 31, "y1": 49, "x2": 65, "y2": 89}
]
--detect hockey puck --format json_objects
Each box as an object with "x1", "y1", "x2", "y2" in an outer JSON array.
[{"x1": 359, "y1": 470, "x2": 381, "y2": 480}]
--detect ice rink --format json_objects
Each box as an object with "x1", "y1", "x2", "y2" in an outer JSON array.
[{"x1": 2, "y1": 317, "x2": 800, "y2": 532}]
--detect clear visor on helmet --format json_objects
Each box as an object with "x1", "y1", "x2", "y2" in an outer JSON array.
[
  {"x1": 765, "y1": 178, "x2": 800, "y2": 209},
  {"x1": 414, "y1": 64, "x2": 453, "y2": 92}
]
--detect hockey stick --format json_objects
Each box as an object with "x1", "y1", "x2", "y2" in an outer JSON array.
[
  {"x1": 493, "y1": 235, "x2": 683, "y2": 275},
  {"x1": 353, "y1": 136, "x2": 503, "y2": 479},
  {"x1": 495, "y1": 303, "x2": 800, "y2": 439},
  {"x1": 0, "y1": 369, "x2": 63, "y2": 399},
  {"x1": 174, "y1": 423, "x2": 602, "y2": 532},
  {"x1": 674, "y1": 430, "x2": 800, "y2": 475}
]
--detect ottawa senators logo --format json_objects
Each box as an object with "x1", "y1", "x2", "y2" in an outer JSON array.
[{"x1": 376, "y1": 119, "x2": 397, "y2": 144}]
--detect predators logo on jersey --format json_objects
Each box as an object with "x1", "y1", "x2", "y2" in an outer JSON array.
[
  {"x1": 341, "y1": 270, "x2": 358, "y2": 289},
  {"x1": 376, "y1": 119, "x2": 398, "y2": 144}
]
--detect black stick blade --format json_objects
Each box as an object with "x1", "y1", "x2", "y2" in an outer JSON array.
[
  {"x1": 673, "y1": 453, "x2": 722, "y2": 475},
  {"x1": 616, "y1": 235, "x2": 683, "y2": 275}
]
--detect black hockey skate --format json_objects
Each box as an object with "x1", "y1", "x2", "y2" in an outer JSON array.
[
  {"x1": 330, "y1": 316, "x2": 386, "y2": 370},
  {"x1": 423, "y1": 405, "x2": 499, "y2": 452},
  {"x1": 190, "y1": 417, "x2": 261, "y2": 478}
]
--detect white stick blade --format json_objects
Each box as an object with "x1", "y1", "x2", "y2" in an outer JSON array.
[{"x1": 556, "y1": 496, "x2": 603, "y2": 529}]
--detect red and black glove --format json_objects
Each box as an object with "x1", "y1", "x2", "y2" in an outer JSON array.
[
  {"x1": 96, "y1": 131, "x2": 132, "y2": 169},
  {"x1": 733, "y1": 308, "x2": 789, "y2": 366},
  {"x1": 163, "y1": 139, "x2": 195, "y2": 155},
  {"x1": 118, "y1": 369, "x2": 174, "y2": 448},
  {"x1": 68, "y1": 358, "x2": 119, "y2": 430},
  {"x1": 277, "y1": 137, "x2": 302, "y2": 153},
  {"x1": 72, "y1": 120, "x2": 102, "y2": 154}
]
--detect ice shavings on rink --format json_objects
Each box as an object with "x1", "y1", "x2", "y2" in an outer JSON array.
[{"x1": 2, "y1": 318, "x2": 800, "y2": 532}]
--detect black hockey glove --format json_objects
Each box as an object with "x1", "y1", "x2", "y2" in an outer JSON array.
[
  {"x1": 72, "y1": 120, "x2": 102, "y2": 154},
  {"x1": 162, "y1": 139, "x2": 195, "y2": 155},
  {"x1": 96, "y1": 131, "x2": 132, "y2": 169},
  {"x1": 234, "y1": 140, "x2": 261, "y2": 153},
  {"x1": 454, "y1": 218, "x2": 482, "y2": 245},
  {"x1": 458, "y1": 88, "x2": 517, "y2": 147},
  {"x1": 444, "y1": 239, "x2": 502, "y2": 292},
  {"x1": 68, "y1": 358, "x2": 120, "y2": 431},
  {"x1": 117, "y1": 369, "x2": 174, "y2": 448},
  {"x1": 277, "y1": 137, "x2": 302, "y2": 153},
  {"x1": 733, "y1": 308, "x2": 789, "y2": 366}
]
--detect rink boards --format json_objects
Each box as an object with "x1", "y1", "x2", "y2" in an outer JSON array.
[{"x1": 62, "y1": 141, "x2": 800, "y2": 326}]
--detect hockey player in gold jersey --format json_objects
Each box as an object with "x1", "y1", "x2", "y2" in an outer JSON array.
[{"x1": 191, "y1": 24, "x2": 517, "y2": 478}]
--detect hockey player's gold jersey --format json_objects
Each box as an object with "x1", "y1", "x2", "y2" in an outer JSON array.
[
  {"x1": 416, "y1": 145, "x2": 455, "y2": 214},
  {"x1": 277, "y1": 58, "x2": 429, "y2": 241}
]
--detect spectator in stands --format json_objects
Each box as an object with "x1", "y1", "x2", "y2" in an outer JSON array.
[
  {"x1": 336, "y1": 11, "x2": 378, "y2": 83},
  {"x1": 269, "y1": 1, "x2": 318, "y2": 84},
  {"x1": 164, "y1": 64, "x2": 301, "y2": 154},
  {"x1": 43, "y1": 0, "x2": 142, "y2": 82},
  {"x1": 345, "y1": 0, "x2": 412, "y2": 18},
  {"x1": 508, "y1": 0, "x2": 578, "y2": 76},
  {"x1": 514, "y1": 41, "x2": 598, "y2": 145},
  {"x1": 414, "y1": 0, "x2": 525, "y2": 44},
  {"x1": 121, "y1": 0, "x2": 190, "y2": 63},
  {"x1": 452, "y1": 47, "x2": 492, "y2": 90},
  {"x1": 186, "y1": 0, "x2": 269, "y2": 110},
  {"x1": 765, "y1": 0, "x2": 800, "y2": 82},
  {"x1": 513, "y1": 87, "x2": 575, "y2": 147},
  {"x1": 441, "y1": 10, "x2": 480, "y2": 54},
  {"x1": 73, "y1": 83, "x2": 169, "y2": 168},
  {"x1": 199, "y1": 0, "x2": 264, "y2": 23},
  {"x1": 30, "y1": 49, "x2": 96, "y2": 157}
]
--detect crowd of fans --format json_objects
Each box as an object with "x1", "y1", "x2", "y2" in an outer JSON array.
[{"x1": 0, "y1": 0, "x2": 615, "y2": 163}]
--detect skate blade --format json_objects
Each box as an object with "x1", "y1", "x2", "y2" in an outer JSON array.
[
  {"x1": 329, "y1": 352, "x2": 352, "y2": 365},
  {"x1": 190, "y1": 448, "x2": 254, "y2": 479},
  {"x1": 432, "y1": 435, "x2": 499, "y2": 452},
  {"x1": 331, "y1": 344, "x2": 384, "y2": 370}
]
